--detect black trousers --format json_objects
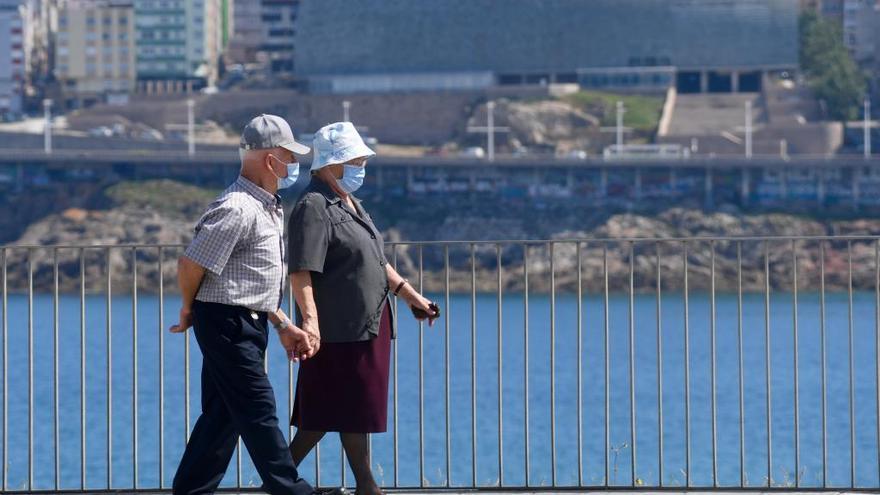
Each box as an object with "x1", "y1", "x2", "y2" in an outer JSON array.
[{"x1": 172, "y1": 300, "x2": 313, "y2": 495}]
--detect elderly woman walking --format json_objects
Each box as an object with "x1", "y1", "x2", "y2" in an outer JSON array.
[{"x1": 286, "y1": 122, "x2": 439, "y2": 495}]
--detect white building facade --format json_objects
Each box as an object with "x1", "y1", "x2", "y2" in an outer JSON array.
[{"x1": 53, "y1": 0, "x2": 136, "y2": 106}]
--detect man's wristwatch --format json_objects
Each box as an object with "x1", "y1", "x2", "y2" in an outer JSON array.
[{"x1": 274, "y1": 318, "x2": 292, "y2": 332}]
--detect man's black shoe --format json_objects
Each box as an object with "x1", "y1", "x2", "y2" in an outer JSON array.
[{"x1": 312, "y1": 487, "x2": 349, "y2": 495}]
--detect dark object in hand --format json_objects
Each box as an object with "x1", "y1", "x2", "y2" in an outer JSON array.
[{"x1": 411, "y1": 302, "x2": 440, "y2": 320}]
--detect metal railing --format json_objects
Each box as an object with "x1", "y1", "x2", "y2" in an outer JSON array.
[{"x1": 1, "y1": 236, "x2": 880, "y2": 492}]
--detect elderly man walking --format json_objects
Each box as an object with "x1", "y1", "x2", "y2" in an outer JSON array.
[{"x1": 169, "y1": 115, "x2": 341, "y2": 495}]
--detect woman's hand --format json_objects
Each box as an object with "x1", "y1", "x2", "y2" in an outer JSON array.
[
  {"x1": 406, "y1": 292, "x2": 440, "y2": 327},
  {"x1": 301, "y1": 318, "x2": 322, "y2": 356}
]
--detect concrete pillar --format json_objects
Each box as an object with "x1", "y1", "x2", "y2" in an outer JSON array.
[
  {"x1": 376, "y1": 165, "x2": 384, "y2": 190},
  {"x1": 669, "y1": 168, "x2": 677, "y2": 197},
  {"x1": 566, "y1": 167, "x2": 575, "y2": 189},
  {"x1": 731, "y1": 71, "x2": 739, "y2": 93},
  {"x1": 15, "y1": 163, "x2": 23, "y2": 192},
  {"x1": 634, "y1": 168, "x2": 642, "y2": 200},
  {"x1": 780, "y1": 168, "x2": 788, "y2": 200},
  {"x1": 817, "y1": 170, "x2": 826, "y2": 205},
  {"x1": 740, "y1": 168, "x2": 750, "y2": 205},
  {"x1": 600, "y1": 168, "x2": 608, "y2": 198},
  {"x1": 852, "y1": 167, "x2": 861, "y2": 210},
  {"x1": 704, "y1": 167, "x2": 714, "y2": 207},
  {"x1": 407, "y1": 165, "x2": 415, "y2": 193},
  {"x1": 700, "y1": 71, "x2": 709, "y2": 93}
]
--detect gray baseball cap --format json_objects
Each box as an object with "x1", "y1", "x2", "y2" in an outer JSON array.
[{"x1": 240, "y1": 114, "x2": 310, "y2": 154}]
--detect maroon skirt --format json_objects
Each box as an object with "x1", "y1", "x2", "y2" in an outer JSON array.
[{"x1": 291, "y1": 303, "x2": 391, "y2": 433}]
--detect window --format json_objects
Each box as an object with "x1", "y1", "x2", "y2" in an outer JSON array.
[{"x1": 269, "y1": 28, "x2": 294, "y2": 37}]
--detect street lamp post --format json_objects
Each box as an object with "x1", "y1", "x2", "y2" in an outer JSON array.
[
  {"x1": 187, "y1": 99, "x2": 195, "y2": 157},
  {"x1": 43, "y1": 99, "x2": 52, "y2": 155},
  {"x1": 865, "y1": 98, "x2": 872, "y2": 159},
  {"x1": 466, "y1": 100, "x2": 510, "y2": 162},
  {"x1": 745, "y1": 100, "x2": 753, "y2": 159}
]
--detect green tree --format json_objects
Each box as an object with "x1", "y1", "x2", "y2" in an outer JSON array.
[{"x1": 799, "y1": 10, "x2": 866, "y2": 121}]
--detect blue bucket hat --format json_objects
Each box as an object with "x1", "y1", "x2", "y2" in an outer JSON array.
[{"x1": 310, "y1": 122, "x2": 376, "y2": 172}]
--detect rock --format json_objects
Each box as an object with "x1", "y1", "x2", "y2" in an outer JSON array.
[
  {"x1": 61, "y1": 208, "x2": 89, "y2": 222},
  {"x1": 5, "y1": 206, "x2": 195, "y2": 293},
  {"x1": 465, "y1": 98, "x2": 600, "y2": 152}
]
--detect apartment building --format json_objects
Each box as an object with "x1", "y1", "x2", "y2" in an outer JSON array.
[
  {"x1": 53, "y1": 0, "x2": 136, "y2": 106},
  {"x1": 0, "y1": 0, "x2": 25, "y2": 114},
  {"x1": 134, "y1": 0, "x2": 230, "y2": 91}
]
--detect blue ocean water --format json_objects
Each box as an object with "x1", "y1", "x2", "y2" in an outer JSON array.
[{"x1": 0, "y1": 290, "x2": 878, "y2": 490}]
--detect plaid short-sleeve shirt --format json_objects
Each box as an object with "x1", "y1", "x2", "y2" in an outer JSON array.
[{"x1": 185, "y1": 176, "x2": 285, "y2": 313}]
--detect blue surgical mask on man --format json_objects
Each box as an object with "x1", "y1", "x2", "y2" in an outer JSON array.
[
  {"x1": 337, "y1": 165, "x2": 365, "y2": 194},
  {"x1": 270, "y1": 155, "x2": 299, "y2": 189}
]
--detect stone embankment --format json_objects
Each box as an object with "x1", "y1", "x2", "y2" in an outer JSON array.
[{"x1": 4, "y1": 182, "x2": 877, "y2": 294}]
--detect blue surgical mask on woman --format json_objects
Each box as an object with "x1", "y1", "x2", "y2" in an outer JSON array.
[
  {"x1": 270, "y1": 155, "x2": 299, "y2": 189},
  {"x1": 337, "y1": 165, "x2": 365, "y2": 194}
]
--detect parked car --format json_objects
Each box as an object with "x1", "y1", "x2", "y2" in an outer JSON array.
[{"x1": 460, "y1": 146, "x2": 485, "y2": 158}]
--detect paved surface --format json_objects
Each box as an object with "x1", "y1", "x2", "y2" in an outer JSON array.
[{"x1": 10, "y1": 491, "x2": 866, "y2": 495}]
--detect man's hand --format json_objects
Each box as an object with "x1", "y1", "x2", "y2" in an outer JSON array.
[
  {"x1": 278, "y1": 325, "x2": 315, "y2": 362},
  {"x1": 169, "y1": 306, "x2": 193, "y2": 333}
]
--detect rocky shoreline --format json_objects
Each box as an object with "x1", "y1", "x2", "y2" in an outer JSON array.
[{"x1": 2, "y1": 182, "x2": 878, "y2": 294}]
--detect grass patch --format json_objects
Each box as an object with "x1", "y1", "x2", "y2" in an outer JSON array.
[
  {"x1": 105, "y1": 180, "x2": 220, "y2": 218},
  {"x1": 562, "y1": 90, "x2": 664, "y2": 133}
]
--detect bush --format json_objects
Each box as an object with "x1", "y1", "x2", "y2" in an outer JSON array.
[{"x1": 562, "y1": 90, "x2": 664, "y2": 133}]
